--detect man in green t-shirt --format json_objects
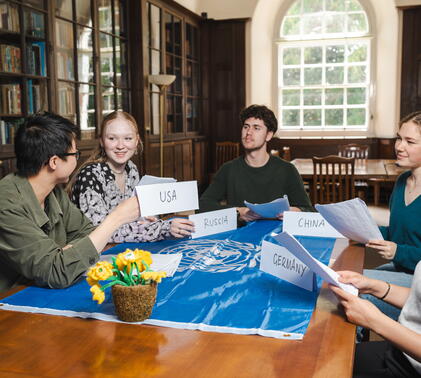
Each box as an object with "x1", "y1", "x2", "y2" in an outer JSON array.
[
  {"x1": 0, "y1": 112, "x2": 141, "y2": 292},
  {"x1": 199, "y1": 104, "x2": 312, "y2": 222}
]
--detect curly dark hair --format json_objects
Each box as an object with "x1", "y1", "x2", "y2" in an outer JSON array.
[{"x1": 239, "y1": 105, "x2": 278, "y2": 133}]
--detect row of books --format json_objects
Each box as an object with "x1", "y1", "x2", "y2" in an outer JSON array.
[
  {"x1": 0, "y1": 84, "x2": 21, "y2": 115},
  {"x1": 26, "y1": 42, "x2": 46, "y2": 76},
  {"x1": 0, "y1": 3, "x2": 19, "y2": 32},
  {"x1": 24, "y1": 10, "x2": 45, "y2": 38},
  {"x1": 0, "y1": 119, "x2": 21, "y2": 145},
  {"x1": 58, "y1": 86, "x2": 75, "y2": 116},
  {"x1": 27, "y1": 79, "x2": 46, "y2": 114},
  {"x1": 0, "y1": 44, "x2": 21, "y2": 73}
]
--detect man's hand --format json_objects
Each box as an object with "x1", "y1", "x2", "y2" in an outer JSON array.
[
  {"x1": 329, "y1": 284, "x2": 385, "y2": 329},
  {"x1": 366, "y1": 240, "x2": 397, "y2": 260},
  {"x1": 237, "y1": 207, "x2": 261, "y2": 222}
]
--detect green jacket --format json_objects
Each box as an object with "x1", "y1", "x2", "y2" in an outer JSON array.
[
  {"x1": 0, "y1": 174, "x2": 99, "y2": 292},
  {"x1": 199, "y1": 156, "x2": 313, "y2": 213}
]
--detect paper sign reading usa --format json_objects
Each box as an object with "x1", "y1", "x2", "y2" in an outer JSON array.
[
  {"x1": 135, "y1": 181, "x2": 198, "y2": 217},
  {"x1": 189, "y1": 208, "x2": 237, "y2": 238}
]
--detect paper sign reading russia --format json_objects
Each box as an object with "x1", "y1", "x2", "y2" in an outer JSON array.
[
  {"x1": 135, "y1": 181, "x2": 199, "y2": 217},
  {"x1": 189, "y1": 208, "x2": 237, "y2": 238},
  {"x1": 260, "y1": 240, "x2": 314, "y2": 291},
  {"x1": 282, "y1": 211, "x2": 345, "y2": 238}
]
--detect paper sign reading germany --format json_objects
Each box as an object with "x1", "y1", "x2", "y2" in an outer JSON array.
[{"x1": 135, "y1": 181, "x2": 198, "y2": 217}]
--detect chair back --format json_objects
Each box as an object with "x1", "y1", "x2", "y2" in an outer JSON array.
[
  {"x1": 215, "y1": 142, "x2": 240, "y2": 171},
  {"x1": 338, "y1": 143, "x2": 369, "y2": 159},
  {"x1": 312, "y1": 155, "x2": 355, "y2": 204}
]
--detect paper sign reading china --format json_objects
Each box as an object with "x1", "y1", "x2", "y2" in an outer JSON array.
[
  {"x1": 260, "y1": 240, "x2": 314, "y2": 291},
  {"x1": 135, "y1": 181, "x2": 198, "y2": 217},
  {"x1": 189, "y1": 208, "x2": 237, "y2": 239},
  {"x1": 274, "y1": 231, "x2": 358, "y2": 295},
  {"x1": 283, "y1": 211, "x2": 345, "y2": 238}
]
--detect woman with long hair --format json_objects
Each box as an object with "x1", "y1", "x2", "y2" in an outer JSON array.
[{"x1": 68, "y1": 111, "x2": 194, "y2": 242}]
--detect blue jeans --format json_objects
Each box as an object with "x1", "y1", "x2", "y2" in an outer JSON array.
[{"x1": 362, "y1": 264, "x2": 413, "y2": 321}]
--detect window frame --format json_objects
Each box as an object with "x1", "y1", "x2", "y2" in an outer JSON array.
[{"x1": 274, "y1": 0, "x2": 376, "y2": 138}]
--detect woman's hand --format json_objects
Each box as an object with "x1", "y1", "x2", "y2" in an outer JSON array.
[
  {"x1": 366, "y1": 240, "x2": 397, "y2": 260},
  {"x1": 276, "y1": 206, "x2": 301, "y2": 220},
  {"x1": 237, "y1": 207, "x2": 261, "y2": 222},
  {"x1": 329, "y1": 284, "x2": 385, "y2": 329},
  {"x1": 335, "y1": 270, "x2": 377, "y2": 294},
  {"x1": 170, "y1": 218, "x2": 195, "y2": 238}
]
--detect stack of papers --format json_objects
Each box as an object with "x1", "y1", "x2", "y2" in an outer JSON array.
[
  {"x1": 244, "y1": 195, "x2": 290, "y2": 218},
  {"x1": 138, "y1": 175, "x2": 177, "y2": 186},
  {"x1": 97, "y1": 253, "x2": 182, "y2": 277},
  {"x1": 315, "y1": 198, "x2": 383, "y2": 244}
]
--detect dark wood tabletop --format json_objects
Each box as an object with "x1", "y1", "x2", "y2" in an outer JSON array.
[{"x1": 0, "y1": 242, "x2": 364, "y2": 378}]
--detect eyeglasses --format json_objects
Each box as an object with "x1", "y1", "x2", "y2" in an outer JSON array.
[{"x1": 60, "y1": 150, "x2": 81, "y2": 160}]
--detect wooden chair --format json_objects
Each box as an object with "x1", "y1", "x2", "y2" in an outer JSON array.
[
  {"x1": 338, "y1": 144, "x2": 369, "y2": 159},
  {"x1": 215, "y1": 141, "x2": 240, "y2": 172},
  {"x1": 312, "y1": 155, "x2": 355, "y2": 204}
]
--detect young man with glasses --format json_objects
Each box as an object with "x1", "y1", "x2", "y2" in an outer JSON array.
[{"x1": 0, "y1": 112, "x2": 141, "y2": 292}]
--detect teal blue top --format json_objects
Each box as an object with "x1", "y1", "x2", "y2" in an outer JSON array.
[{"x1": 380, "y1": 171, "x2": 421, "y2": 272}]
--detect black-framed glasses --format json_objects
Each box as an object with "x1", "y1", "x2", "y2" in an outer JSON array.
[{"x1": 60, "y1": 150, "x2": 81, "y2": 160}]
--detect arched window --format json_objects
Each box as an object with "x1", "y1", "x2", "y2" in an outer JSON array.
[{"x1": 277, "y1": 0, "x2": 372, "y2": 136}]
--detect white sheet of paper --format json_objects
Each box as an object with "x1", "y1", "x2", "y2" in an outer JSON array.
[
  {"x1": 97, "y1": 253, "x2": 182, "y2": 277},
  {"x1": 283, "y1": 211, "x2": 345, "y2": 238},
  {"x1": 274, "y1": 231, "x2": 358, "y2": 295},
  {"x1": 189, "y1": 208, "x2": 237, "y2": 238},
  {"x1": 138, "y1": 174, "x2": 177, "y2": 186},
  {"x1": 260, "y1": 240, "x2": 314, "y2": 291},
  {"x1": 315, "y1": 198, "x2": 383, "y2": 244},
  {"x1": 244, "y1": 195, "x2": 290, "y2": 218},
  {"x1": 135, "y1": 180, "x2": 199, "y2": 217}
]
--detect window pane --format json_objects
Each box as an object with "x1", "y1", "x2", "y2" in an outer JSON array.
[
  {"x1": 116, "y1": 88, "x2": 129, "y2": 110},
  {"x1": 302, "y1": 16, "x2": 322, "y2": 35},
  {"x1": 98, "y1": 0, "x2": 112, "y2": 32},
  {"x1": 56, "y1": 19, "x2": 74, "y2": 80},
  {"x1": 55, "y1": 0, "x2": 72, "y2": 20},
  {"x1": 282, "y1": 89, "x2": 300, "y2": 106},
  {"x1": 102, "y1": 86, "x2": 115, "y2": 115},
  {"x1": 347, "y1": 108, "x2": 365, "y2": 125},
  {"x1": 347, "y1": 87, "x2": 366, "y2": 104},
  {"x1": 58, "y1": 81, "x2": 75, "y2": 120},
  {"x1": 348, "y1": 0, "x2": 363, "y2": 11},
  {"x1": 326, "y1": 45, "x2": 345, "y2": 63},
  {"x1": 77, "y1": 26, "x2": 94, "y2": 83},
  {"x1": 100, "y1": 33, "x2": 114, "y2": 86},
  {"x1": 24, "y1": 9, "x2": 45, "y2": 38},
  {"x1": 303, "y1": 0, "x2": 323, "y2": 13},
  {"x1": 76, "y1": 0, "x2": 92, "y2": 26},
  {"x1": 348, "y1": 44, "x2": 367, "y2": 62},
  {"x1": 283, "y1": 48, "x2": 301, "y2": 65},
  {"x1": 325, "y1": 88, "x2": 344, "y2": 105},
  {"x1": 325, "y1": 14, "x2": 344, "y2": 34},
  {"x1": 283, "y1": 68, "x2": 301, "y2": 86},
  {"x1": 283, "y1": 109, "x2": 300, "y2": 126},
  {"x1": 282, "y1": 16, "x2": 300, "y2": 36},
  {"x1": 114, "y1": 0, "x2": 123, "y2": 36},
  {"x1": 304, "y1": 67, "x2": 322, "y2": 85},
  {"x1": 165, "y1": 12, "x2": 173, "y2": 53},
  {"x1": 325, "y1": 109, "x2": 343, "y2": 126},
  {"x1": 150, "y1": 92, "x2": 160, "y2": 135},
  {"x1": 79, "y1": 84, "x2": 95, "y2": 130},
  {"x1": 286, "y1": 1, "x2": 300, "y2": 15},
  {"x1": 116, "y1": 39, "x2": 128, "y2": 88},
  {"x1": 326, "y1": 0, "x2": 345, "y2": 12},
  {"x1": 304, "y1": 47, "x2": 322, "y2": 64},
  {"x1": 348, "y1": 65, "x2": 366, "y2": 83},
  {"x1": 151, "y1": 50, "x2": 160, "y2": 76},
  {"x1": 304, "y1": 109, "x2": 321, "y2": 126},
  {"x1": 303, "y1": 89, "x2": 322, "y2": 105},
  {"x1": 347, "y1": 13, "x2": 367, "y2": 33},
  {"x1": 326, "y1": 66, "x2": 344, "y2": 84}
]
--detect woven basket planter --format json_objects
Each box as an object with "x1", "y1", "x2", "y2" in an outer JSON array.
[{"x1": 112, "y1": 283, "x2": 157, "y2": 322}]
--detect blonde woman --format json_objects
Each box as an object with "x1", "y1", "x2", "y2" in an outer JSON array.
[{"x1": 68, "y1": 111, "x2": 194, "y2": 242}]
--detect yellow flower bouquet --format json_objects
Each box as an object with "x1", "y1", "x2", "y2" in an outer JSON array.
[{"x1": 86, "y1": 248, "x2": 166, "y2": 321}]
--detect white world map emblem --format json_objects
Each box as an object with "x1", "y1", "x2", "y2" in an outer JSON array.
[{"x1": 158, "y1": 239, "x2": 261, "y2": 273}]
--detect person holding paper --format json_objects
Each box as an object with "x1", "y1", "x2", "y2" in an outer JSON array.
[
  {"x1": 329, "y1": 267, "x2": 421, "y2": 377},
  {"x1": 68, "y1": 111, "x2": 194, "y2": 242},
  {"x1": 363, "y1": 111, "x2": 421, "y2": 319},
  {"x1": 0, "y1": 112, "x2": 142, "y2": 292},
  {"x1": 199, "y1": 105, "x2": 312, "y2": 221}
]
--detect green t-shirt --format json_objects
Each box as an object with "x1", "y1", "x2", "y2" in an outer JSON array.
[
  {"x1": 0, "y1": 174, "x2": 99, "y2": 292},
  {"x1": 199, "y1": 155, "x2": 313, "y2": 213}
]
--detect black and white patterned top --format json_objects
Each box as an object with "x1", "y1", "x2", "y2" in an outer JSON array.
[{"x1": 71, "y1": 161, "x2": 171, "y2": 243}]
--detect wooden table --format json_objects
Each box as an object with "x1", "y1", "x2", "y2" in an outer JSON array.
[
  {"x1": 0, "y1": 243, "x2": 364, "y2": 378},
  {"x1": 291, "y1": 158, "x2": 402, "y2": 180}
]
